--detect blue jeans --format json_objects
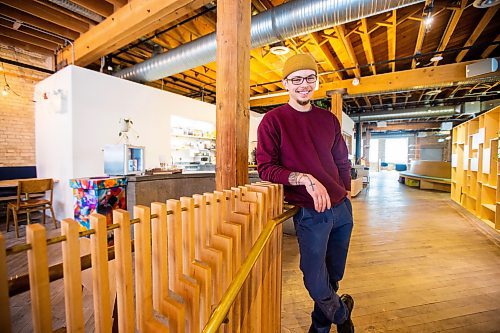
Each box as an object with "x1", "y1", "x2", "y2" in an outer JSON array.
[{"x1": 293, "y1": 197, "x2": 354, "y2": 332}]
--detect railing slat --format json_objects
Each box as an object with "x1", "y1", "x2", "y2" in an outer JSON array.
[
  {"x1": 0, "y1": 233, "x2": 12, "y2": 333},
  {"x1": 61, "y1": 218, "x2": 84, "y2": 332},
  {"x1": 113, "y1": 209, "x2": 135, "y2": 333},
  {"x1": 133, "y1": 205, "x2": 167, "y2": 332},
  {"x1": 26, "y1": 223, "x2": 52, "y2": 333},
  {"x1": 193, "y1": 194, "x2": 223, "y2": 306},
  {"x1": 151, "y1": 202, "x2": 185, "y2": 333},
  {"x1": 180, "y1": 197, "x2": 212, "y2": 329},
  {"x1": 167, "y1": 199, "x2": 200, "y2": 332},
  {"x1": 89, "y1": 213, "x2": 112, "y2": 333}
]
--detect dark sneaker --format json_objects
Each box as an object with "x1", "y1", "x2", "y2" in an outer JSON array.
[{"x1": 337, "y1": 294, "x2": 354, "y2": 333}]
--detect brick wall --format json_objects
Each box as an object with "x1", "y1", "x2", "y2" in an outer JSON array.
[
  {"x1": 0, "y1": 49, "x2": 50, "y2": 166},
  {"x1": 0, "y1": 74, "x2": 36, "y2": 166}
]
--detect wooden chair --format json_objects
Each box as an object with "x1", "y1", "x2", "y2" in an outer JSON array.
[{"x1": 6, "y1": 178, "x2": 58, "y2": 238}]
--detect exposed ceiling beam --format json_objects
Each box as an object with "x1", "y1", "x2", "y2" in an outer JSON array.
[
  {"x1": 106, "y1": 0, "x2": 129, "y2": 10},
  {"x1": 69, "y1": 0, "x2": 114, "y2": 17},
  {"x1": 309, "y1": 32, "x2": 343, "y2": 80},
  {"x1": 33, "y1": 0, "x2": 97, "y2": 26},
  {"x1": 335, "y1": 25, "x2": 361, "y2": 78},
  {"x1": 0, "y1": 4, "x2": 79, "y2": 40},
  {"x1": 412, "y1": 0, "x2": 432, "y2": 69},
  {"x1": 2, "y1": 0, "x2": 90, "y2": 33},
  {"x1": 0, "y1": 28, "x2": 59, "y2": 51},
  {"x1": 359, "y1": 18, "x2": 376, "y2": 75},
  {"x1": 433, "y1": 0, "x2": 466, "y2": 66},
  {"x1": 0, "y1": 35, "x2": 55, "y2": 56},
  {"x1": 56, "y1": 0, "x2": 212, "y2": 67},
  {"x1": 0, "y1": 18, "x2": 65, "y2": 46},
  {"x1": 388, "y1": 10, "x2": 396, "y2": 72},
  {"x1": 250, "y1": 61, "x2": 486, "y2": 107},
  {"x1": 456, "y1": 6, "x2": 498, "y2": 63},
  {"x1": 481, "y1": 34, "x2": 500, "y2": 58}
]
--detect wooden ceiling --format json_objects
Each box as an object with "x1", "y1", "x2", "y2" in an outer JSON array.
[{"x1": 0, "y1": 0, "x2": 499, "y2": 126}]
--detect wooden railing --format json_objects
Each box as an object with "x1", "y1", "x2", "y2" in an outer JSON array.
[{"x1": 0, "y1": 182, "x2": 289, "y2": 332}]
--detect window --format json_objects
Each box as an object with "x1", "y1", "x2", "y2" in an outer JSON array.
[
  {"x1": 369, "y1": 139, "x2": 379, "y2": 163},
  {"x1": 385, "y1": 138, "x2": 408, "y2": 164}
]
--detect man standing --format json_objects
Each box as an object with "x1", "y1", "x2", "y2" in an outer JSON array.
[{"x1": 256, "y1": 53, "x2": 354, "y2": 333}]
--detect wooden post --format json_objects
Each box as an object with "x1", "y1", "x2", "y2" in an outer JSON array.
[
  {"x1": 331, "y1": 91, "x2": 343, "y2": 125},
  {"x1": 215, "y1": 0, "x2": 251, "y2": 190},
  {"x1": 61, "y1": 219, "x2": 84, "y2": 332}
]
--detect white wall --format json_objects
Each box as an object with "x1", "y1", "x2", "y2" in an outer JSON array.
[
  {"x1": 35, "y1": 67, "x2": 74, "y2": 219},
  {"x1": 36, "y1": 65, "x2": 216, "y2": 220}
]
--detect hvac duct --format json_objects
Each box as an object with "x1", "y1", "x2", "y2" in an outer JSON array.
[
  {"x1": 115, "y1": 0, "x2": 424, "y2": 83},
  {"x1": 350, "y1": 106, "x2": 460, "y2": 122},
  {"x1": 47, "y1": 0, "x2": 104, "y2": 22}
]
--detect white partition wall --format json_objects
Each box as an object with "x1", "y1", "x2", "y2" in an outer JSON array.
[{"x1": 35, "y1": 66, "x2": 216, "y2": 220}]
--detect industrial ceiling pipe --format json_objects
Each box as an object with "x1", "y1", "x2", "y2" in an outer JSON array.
[
  {"x1": 114, "y1": 0, "x2": 424, "y2": 83},
  {"x1": 350, "y1": 105, "x2": 461, "y2": 122}
]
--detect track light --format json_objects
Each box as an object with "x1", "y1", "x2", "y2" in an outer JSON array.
[
  {"x1": 424, "y1": 15, "x2": 433, "y2": 28},
  {"x1": 430, "y1": 55, "x2": 443, "y2": 62},
  {"x1": 423, "y1": 3, "x2": 434, "y2": 31}
]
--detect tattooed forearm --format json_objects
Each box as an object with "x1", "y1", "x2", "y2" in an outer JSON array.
[
  {"x1": 289, "y1": 172, "x2": 301, "y2": 185},
  {"x1": 289, "y1": 172, "x2": 316, "y2": 190}
]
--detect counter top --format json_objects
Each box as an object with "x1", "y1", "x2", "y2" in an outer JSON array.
[
  {"x1": 127, "y1": 172, "x2": 218, "y2": 182},
  {"x1": 128, "y1": 170, "x2": 260, "y2": 182}
]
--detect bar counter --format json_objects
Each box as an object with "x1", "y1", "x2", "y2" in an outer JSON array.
[{"x1": 126, "y1": 171, "x2": 261, "y2": 210}]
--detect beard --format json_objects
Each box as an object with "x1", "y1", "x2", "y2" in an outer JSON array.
[{"x1": 296, "y1": 98, "x2": 310, "y2": 106}]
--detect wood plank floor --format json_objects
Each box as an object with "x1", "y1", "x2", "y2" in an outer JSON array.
[
  {"x1": 281, "y1": 171, "x2": 500, "y2": 333},
  {"x1": 3, "y1": 171, "x2": 500, "y2": 332}
]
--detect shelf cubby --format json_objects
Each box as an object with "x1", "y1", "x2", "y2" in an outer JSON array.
[{"x1": 451, "y1": 105, "x2": 500, "y2": 230}]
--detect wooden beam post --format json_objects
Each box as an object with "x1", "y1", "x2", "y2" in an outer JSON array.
[
  {"x1": 56, "y1": 0, "x2": 213, "y2": 67},
  {"x1": 330, "y1": 92, "x2": 344, "y2": 126},
  {"x1": 250, "y1": 61, "x2": 482, "y2": 107},
  {"x1": 215, "y1": 0, "x2": 251, "y2": 191}
]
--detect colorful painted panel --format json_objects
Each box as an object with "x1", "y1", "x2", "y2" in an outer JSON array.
[
  {"x1": 70, "y1": 177, "x2": 127, "y2": 230},
  {"x1": 69, "y1": 177, "x2": 127, "y2": 190}
]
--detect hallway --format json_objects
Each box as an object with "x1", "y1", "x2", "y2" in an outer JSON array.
[{"x1": 281, "y1": 171, "x2": 500, "y2": 333}]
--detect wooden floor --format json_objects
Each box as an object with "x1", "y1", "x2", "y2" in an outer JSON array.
[
  {"x1": 3, "y1": 171, "x2": 500, "y2": 332},
  {"x1": 281, "y1": 171, "x2": 500, "y2": 333}
]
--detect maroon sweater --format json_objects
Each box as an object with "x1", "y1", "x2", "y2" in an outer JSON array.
[{"x1": 256, "y1": 103, "x2": 351, "y2": 208}]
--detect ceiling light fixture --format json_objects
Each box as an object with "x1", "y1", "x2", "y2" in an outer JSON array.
[
  {"x1": 12, "y1": 20, "x2": 22, "y2": 30},
  {"x1": 423, "y1": 2, "x2": 434, "y2": 32},
  {"x1": 270, "y1": 42, "x2": 290, "y2": 55},
  {"x1": 352, "y1": 77, "x2": 360, "y2": 86},
  {"x1": 430, "y1": 55, "x2": 443, "y2": 62}
]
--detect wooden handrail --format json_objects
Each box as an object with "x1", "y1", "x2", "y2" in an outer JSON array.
[{"x1": 202, "y1": 205, "x2": 299, "y2": 333}]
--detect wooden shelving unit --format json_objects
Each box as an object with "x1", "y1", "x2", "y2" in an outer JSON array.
[{"x1": 451, "y1": 106, "x2": 500, "y2": 230}]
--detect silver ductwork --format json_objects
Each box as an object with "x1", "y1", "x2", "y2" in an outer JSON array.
[
  {"x1": 350, "y1": 106, "x2": 460, "y2": 122},
  {"x1": 115, "y1": 0, "x2": 424, "y2": 82},
  {"x1": 48, "y1": 0, "x2": 104, "y2": 22}
]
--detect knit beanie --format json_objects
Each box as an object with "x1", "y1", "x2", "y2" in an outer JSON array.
[{"x1": 282, "y1": 53, "x2": 318, "y2": 79}]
